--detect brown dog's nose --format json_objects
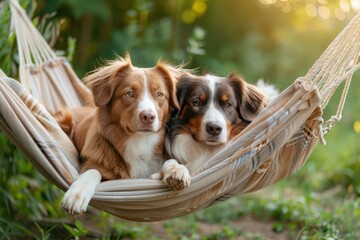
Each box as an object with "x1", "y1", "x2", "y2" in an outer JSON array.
[
  {"x1": 206, "y1": 122, "x2": 222, "y2": 136},
  {"x1": 140, "y1": 111, "x2": 156, "y2": 125}
]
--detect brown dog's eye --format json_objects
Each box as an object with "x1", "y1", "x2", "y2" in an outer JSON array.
[
  {"x1": 156, "y1": 92, "x2": 164, "y2": 98},
  {"x1": 223, "y1": 101, "x2": 232, "y2": 108},
  {"x1": 125, "y1": 91, "x2": 135, "y2": 97},
  {"x1": 192, "y1": 101, "x2": 202, "y2": 107}
]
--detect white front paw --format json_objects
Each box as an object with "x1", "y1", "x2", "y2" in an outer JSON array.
[
  {"x1": 61, "y1": 181, "x2": 95, "y2": 214},
  {"x1": 61, "y1": 169, "x2": 101, "y2": 214},
  {"x1": 149, "y1": 172, "x2": 161, "y2": 180},
  {"x1": 163, "y1": 164, "x2": 191, "y2": 190}
]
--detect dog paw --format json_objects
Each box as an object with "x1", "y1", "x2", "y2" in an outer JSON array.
[
  {"x1": 61, "y1": 170, "x2": 101, "y2": 214},
  {"x1": 163, "y1": 164, "x2": 191, "y2": 190},
  {"x1": 61, "y1": 181, "x2": 95, "y2": 214},
  {"x1": 149, "y1": 172, "x2": 161, "y2": 180}
]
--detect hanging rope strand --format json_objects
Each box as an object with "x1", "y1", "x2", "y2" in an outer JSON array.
[
  {"x1": 318, "y1": 36, "x2": 353, "y2": 98},
  {"x1": 319, "y1": 34, "x2": 359, "y2": 108},
  {"x1": 9, "y1": 0, "x2": 57, "y2": 65},
  {"x1": 306, "y1": 12, "x2": 360, "y2": 90}
]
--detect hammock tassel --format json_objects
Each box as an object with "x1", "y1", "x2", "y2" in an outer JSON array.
[{"x1": 309, "y1": 116, "x2": 326, "y2": 145}]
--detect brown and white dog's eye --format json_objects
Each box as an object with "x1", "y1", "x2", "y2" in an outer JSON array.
[
  {"x1": 223, "y1": 101, "x2": 232, "y2": 108},
  {"x1": 125, "y1": 91, "x2": 135, "y2": 98},
  {"x1": 156, "y1": 92, "x2": 164, "y2": 98},
  {"x1": 192, "y1": 100, "x2": 202, "y2": 107}
]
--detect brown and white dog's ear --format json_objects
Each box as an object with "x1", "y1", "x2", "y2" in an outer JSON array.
[
  {"x1": 228, "y1": 73, "x2": 267, "y2": 122},
  {"x1": 85, "y1": 58, "x2": 131, "y2": 107},
  {"x1": 156, "y1": 62, "x2": 181, "y2": 111}
]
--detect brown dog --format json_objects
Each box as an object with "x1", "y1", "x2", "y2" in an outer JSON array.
[{"x1": 55, "y1": 56, "x2": 190, "y2": 214}]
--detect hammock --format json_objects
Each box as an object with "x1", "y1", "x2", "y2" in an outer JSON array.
[{"x1": 0, "y1": 0, "x2": 359, "y2": 222}]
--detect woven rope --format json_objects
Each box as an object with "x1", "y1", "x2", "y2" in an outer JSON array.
[
  {"x1": 303, "y1": 12, "x2": 360, "y2": 138},
  {"x1": 10, "y1": 0, "x2": 56, "y2": 66},
  {"x1": 8, "y1": 0, "x2": 93, "y2": 112}
]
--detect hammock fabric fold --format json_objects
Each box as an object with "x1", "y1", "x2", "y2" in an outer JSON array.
[{"x1": 0, "y1": 0, "x2": 359, "y2": 221}]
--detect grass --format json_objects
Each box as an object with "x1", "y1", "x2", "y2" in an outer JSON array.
[{"x1": 1, "y1": 171, "x2": 360, "y2": 239}]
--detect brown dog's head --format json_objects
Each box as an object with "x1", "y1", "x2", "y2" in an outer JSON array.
[
  {"x1": 173, "y1": 73, "x2": 267, "y2": 145},
  {"x1": 85, "y1": 55, "x2": 180, "y2": 134}
]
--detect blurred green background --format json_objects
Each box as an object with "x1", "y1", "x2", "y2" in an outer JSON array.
[{"x1": 1, "y1": 0, "x2": 360, "y2": 239}]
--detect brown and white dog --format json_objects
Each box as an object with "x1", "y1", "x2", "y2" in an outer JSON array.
[
  {"x1": 165, "y1": 73, "x2": 268, "y2": 174},
  {"x1": 54, "y1": 56, "x2": 190, "y2": 214}
]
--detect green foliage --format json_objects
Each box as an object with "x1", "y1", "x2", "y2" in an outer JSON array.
[
  {"x1": 66, "y1": 36, "x2": 76, "y2": 63},
  {"x1": 0, "y1": 0, "x2": 35, "y2": 76},
  {"x1": 163, "y1": 214, "x2": 200, "y2": 239},
  {"x1": 195, "y1": 197, "x2": 243, "y2": 224},
  {"x1": 202, "y1": 225, "x2": 242, "y2": 240},
  {"x1": 187, "y1": 27, "x2": 206, "y2": 56},
  {"x1": 0, "y1": 0, "x2": 69, "y2": 238},
  {"x1": 63, "y1": 220, "x2": 89, "y2": 239},
  {"x1": 62, "y1": 0, "x2": 111, "y2": 20},
  {"x1": 110, "y1": 222, "x2": 149, "y2": 239}
]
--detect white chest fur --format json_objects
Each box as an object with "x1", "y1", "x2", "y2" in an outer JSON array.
[
  {"x1": 169, "y1": 134, "x2": 223, "y2": 174},
  {"x1": 124, "y1": 132, "x2": 163, "y2": 178}
]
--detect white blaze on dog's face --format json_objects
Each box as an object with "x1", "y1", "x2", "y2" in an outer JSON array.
[
  {"x1": 175, "y1": 73, "x2": 266, "y2": 145},
  {"x1": 199, "y1": 75, "x2": 228, "y2": 145},
  {"x1": 85, "y1": 58, "x2": 179, "y2": 134},
  {"x1": 129, "y1": 70, "x2": 162, "y2": 132}
]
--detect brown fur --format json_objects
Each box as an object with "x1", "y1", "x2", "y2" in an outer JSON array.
[
  {"x1": 228, "y1": 73, "x2": 267, "y2": 122},
  {"x1": 54, "y1": 56, "x2": 180, "y2": 180}
]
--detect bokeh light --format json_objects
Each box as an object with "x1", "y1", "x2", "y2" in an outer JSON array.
[
  {"x1": 181, "y1": 0, "x2": 207, "y2": 24},
  {"x1": 340, "y1": 0, "x2": 351, "y2": 12},
  {"x1": 259, "y1": 0, "x2": 359, "y2": 21},
  {"x1": 318, "y1": 5, "x2": 331, "y2": 19},
  {"x1": 351, "y1": 0, "x2": 360, "y2": 11},
  {"x1": 305, "y1": 4, "x2": 317, "y2": 17},
  {"x1": 354, "y1": 120, "x2": 360, "y2": 133}
]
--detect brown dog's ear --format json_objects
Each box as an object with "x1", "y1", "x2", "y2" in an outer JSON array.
[
  {"x1": 156, "y1": 62, "x2": 181, "y2": 111},
  {"x1": 85, "y1": 59, "x2": 131, "y2": 107},
  {"x1": 228, "y1": 73, "x2": 267, "y2": 122}
]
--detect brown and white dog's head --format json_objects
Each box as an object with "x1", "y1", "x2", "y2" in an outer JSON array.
[
  {"x1": 85, "y1": 56, "x2": 180, "y2": 134},
  {"x1": 173, "y1": 73, "x2": 267, "y2": 145}
]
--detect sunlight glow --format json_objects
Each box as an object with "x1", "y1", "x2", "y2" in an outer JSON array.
[
  {"x1": 258, "y1": 0, "x2": 358, "y2": 20},
  {"x1": 351, "y1": 0, "x2": 360, "y2": 11},
  {"x1": 259, "y1": 0, "x2": 278, "y2": 5},
  {"x1": 305, "y1": 4, "x2": 318, "y2": 17},
  {"x1": 335, "y1": 8, "x2": 346, "y2": 20},
  {"x1": 281, "y1": 2, "x2": 291, "y2": 13},
  {"x1": 318, "y1": 6, "x2": 331, "y2": 19},
  {"x1": 340, "y1": 0, "x2": 351, "y2": 12}
]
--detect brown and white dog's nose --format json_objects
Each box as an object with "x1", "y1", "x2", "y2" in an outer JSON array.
[
  {"x1": 139, "y1": 110, "x2": 156, "y2": 125},
  {"x1": 206, "y1": 122, "x2": 223, "y2": 136}
]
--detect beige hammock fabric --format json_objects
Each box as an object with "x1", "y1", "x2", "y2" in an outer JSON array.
[
  {"x1": 9, "y1": 0, "x2": 92, "y2": 112},
  {"x1": 0, "y1": 0, "x2": 359, "y2": 221}
]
